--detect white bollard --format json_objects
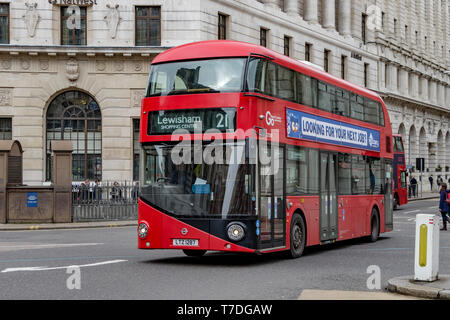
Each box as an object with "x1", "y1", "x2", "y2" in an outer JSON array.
[{"x1": 414, "y1": 214, "x2": 439, "y2": 281}]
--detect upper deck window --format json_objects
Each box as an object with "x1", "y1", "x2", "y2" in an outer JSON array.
[
  {"x1": 394, "y1": 136, "x2": 404, "y2": 152},
  {"x1": 246, "y1": 57, "x2": 385, "y2": 127},
  {"x1": 146, "y1": 58, "x2": 245, "y2": 97}
]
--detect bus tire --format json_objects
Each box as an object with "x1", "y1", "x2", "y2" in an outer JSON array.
[
  {"x1": 288, "y1": 213, "x2": 306, "y2": 259},
  {"x1": 368, "y1": 209, "x2": 380, "y2": 242},
  {"x1": 183, "y1": 249, "x2": 207, "y2": 257},
  {"x1": 393, "y1": 194, "x2": 399, "y2": 210}
]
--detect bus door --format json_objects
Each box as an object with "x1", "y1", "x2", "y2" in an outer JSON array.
[
  {"x1": 258, "y1": 143, "x2": 286, "y2": 250},
  {"x1": 384, "y1": 160, "x2": 394, "y2": 230},
  {"x1": 320, "y1": 152, "x2": 338, "y2": 242}
]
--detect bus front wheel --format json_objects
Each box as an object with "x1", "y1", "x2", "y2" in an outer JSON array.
[
  {"x1": 182, "y1": 249, "x2": 207, "y2": 257},
  {"x1": 288, "y1": 214, "x2": 306, "y2": 259}
]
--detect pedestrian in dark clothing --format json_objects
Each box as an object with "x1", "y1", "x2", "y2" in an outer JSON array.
[
  {"x1": 410, "y1": 177, "x2": 417, "y2": 197},
  {"x1": 429, "y1": 175, "x2": 434, "y2": 191},
  {"x1": 93, "y1": 179, "x2": 102, "y2": 201},
  {"x1": 132, "y1": 182, "x2": 139, "y2": 201},
  {"x1": 439, "y1": 183, "x2": 449, "y2": 231}
]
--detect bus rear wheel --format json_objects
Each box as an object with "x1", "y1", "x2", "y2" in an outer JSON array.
[
  {"x1": 393, "y1": 194, "x2": 399, "y2": 210},
  {"x1": 288, "y1": 214, "x2": 306, "y2": 259},
  {"x1": 368, "y1": 209, "x2": 380, "y2": 242},
  {"x1": 183, "y1": 249, "x2": 207, "y2": 257}
]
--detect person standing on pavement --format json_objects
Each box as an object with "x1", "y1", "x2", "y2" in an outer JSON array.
[
  {"x1": 410, "y1": 177, "x2": 417, "y2": 198},
  {"x1": 439, "y1": 183, "x2": 449, "y2": 231},
  {"x1": 429, "y1": 175, "x2": 434, "y2": 191}
]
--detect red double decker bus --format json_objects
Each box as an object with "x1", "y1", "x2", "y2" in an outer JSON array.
[
  {"x1": 393, "y1": 134, "x2": 407, "y2": 208},
  {"x1": 138, "y1": 40, "x2": 393, "y2": 258}
]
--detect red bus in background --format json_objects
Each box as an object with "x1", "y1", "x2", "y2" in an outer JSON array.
[
  {"x1": 137, "y1": 40, "x2": 394, "y2": 258},
  {"x1": 393, "y1": 134, "x2": 408, "y2": 209}
]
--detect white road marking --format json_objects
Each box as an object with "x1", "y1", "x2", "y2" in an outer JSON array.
[
  {"x1": 404, "y1": 210, "x2": 420, "y2": 214},
  {"x1": 0, "y1": 243, "x2": 103, "y2": 252},
  {"x1": 1, "y1": 259, "x2": 127, "y2": 273}
]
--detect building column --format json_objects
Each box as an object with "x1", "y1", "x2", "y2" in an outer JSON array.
[
  {"x1": 322, "y1": 0, "x2": 336, "y2": 30},
  {"x1": 386, "y1": 63, "x2": 398, "y2": 92},
  {"x1": 379, "y1": 60, "x2": 387, "y2": 90},
  {"x1": 284, "y1": 0, "x2": 299, "y2": 16},
  {"x1": 429, "y1": 80, "x2": 437, "y2": 104},
  {"x1": 420, "y1": 76, "x2": 429, "y2": 101},
  {"x1": 410, "y1": 72, "x2": 420, "y2": 99},
  {"x1": 304, "y1": 0, "x2": 318, "y2": 23},
  {"x1": 398, "y1": 67, "x2": 409, "y2": 96},
  {"x1": 437, "y1": 83, "x2": 445, "y2": 106},
  {"x1": 338, "y1": 0, "x2": 351, "y2": 37}
]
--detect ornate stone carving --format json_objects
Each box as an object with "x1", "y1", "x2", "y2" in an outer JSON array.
[
  {"x1": 0, "y1": 89, "x2": 12, "y2": 106},
  {"x1": 104, "y1": 4, "x2": 121, "y2": 39},
  {"x1": 21, "y1": 60, "x2": 31, "y2": 70},
  {"x1": 40, "y1": 60, "x2": 49, "y2": 71},
  {"x1": 115, "y1": 61, "x2": 124, "y2": 72},
  {"x1": 23, "y1": 3, "x2": 40, "y2": 38},
  {"x1": 96, "y1": 60, "x2": 106, "y2": 71},
  {"x1": 66, "y1": 58, "x2": 79, "y2": 81},
  {"x1": 1, "y1": 59, "x2": 11, "y2": 70},
  {"x1": 131, "y1": 90, "x2": 145, "y2": 107},
  {"x1": 134, "y1": 61, "x2": 143, "y2": 72}
]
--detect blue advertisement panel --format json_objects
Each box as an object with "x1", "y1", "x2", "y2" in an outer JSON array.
[{"x1": 286, "y1": 108, "x2": 380, "y2": 152}]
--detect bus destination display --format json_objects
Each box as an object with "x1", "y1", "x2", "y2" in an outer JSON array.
[{"x1": 148, "y1": 108, "x2": 236, "y2": 135}]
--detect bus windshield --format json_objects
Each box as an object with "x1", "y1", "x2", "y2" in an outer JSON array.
[
  {"x1": 146, "y1": 58, "x2": 246, "y2": 97},
  {"x1": 140, "y1": 142, "x2": 254, "y2": 218}
]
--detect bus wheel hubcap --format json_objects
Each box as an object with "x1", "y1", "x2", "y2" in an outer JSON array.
[{"x1": 293, "y1": 225, "x2": 302, "y2": 249}]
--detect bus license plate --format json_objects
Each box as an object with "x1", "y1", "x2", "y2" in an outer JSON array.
[{"x1": 172, "y1": 239, "x2": 199, "y2": 247}]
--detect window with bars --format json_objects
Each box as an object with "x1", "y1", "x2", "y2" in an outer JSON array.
[
  {"x1": 0, "y1": 118, "x2": 12, "y2": 140},
  {"x1": 341, "y1": 55, "x2": 347, "y2": 79},
  {"x1": 364, "y1": 63, "x2": 370, "y2": 88},
  {"x1": 218, "y1": 13, "x2": 227, "y2": 40},
  {"x1": 284, "y1": 36, "x2": 291, "y2": 57},
  {"x1": 61, "y1": 6, "x2": 87, "y2": 45},
  {"x1": 305, "y1": 43, "x2": 312, "y2": 62},
  {"x1": 46, "y1": 91, "x2": 102, "y2": 181},
  {"x1": 0, "y1": 3, "x2": 9, "y2": 44},
  {"x1": 324, "y1": 49, "x2": 331, "y2": 73},
  {"x1": 260, "y1": 28, "x2": 268, "y2": 47},
  {"x1": 136, "y1": 6, "x2": 161, "y2": 46},
  {"x1": 361, "y1": 13, "x2": 367, "y2": 44}
]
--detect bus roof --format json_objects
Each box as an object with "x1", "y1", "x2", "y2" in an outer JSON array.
[{"x1": 151, "y1": 40, "x2": 383, "y2": 103}]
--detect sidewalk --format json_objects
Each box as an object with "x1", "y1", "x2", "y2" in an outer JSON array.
[
  {"x1": 408, "y1": 191, "x2": 440, "y2": 201},
  {"x1": 298, "y1": 289, "x2": 424, "y2": 300},
  {"x1": 388, "y1": 275, "x2": 450, "y2": 299},
  {"x1": 0, "y1": 220, "x2": 137, "y2": 231}
]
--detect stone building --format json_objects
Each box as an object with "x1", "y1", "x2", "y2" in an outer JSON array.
[{"x1": 0, "y1": 0, "x2": 448, "y2": 187}]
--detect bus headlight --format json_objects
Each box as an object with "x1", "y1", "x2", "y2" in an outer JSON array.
[
  {"x1": 138, "y1": 223, "x2": 149, "y2": 239},
  {"x1": 227, "y1": 222, "x2": 246, "y2": 242}
]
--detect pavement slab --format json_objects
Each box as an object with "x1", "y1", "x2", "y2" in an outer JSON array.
[
  {"x1": 387, "y1": 275, "x2": 450, "y2": 299},
  {"x1": 298, "y1": 289, "x2": 423, "y2": 300}
]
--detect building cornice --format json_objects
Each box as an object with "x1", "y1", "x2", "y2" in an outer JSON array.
[
  {"x1": 0, "y1": 45, "x2": 171, "y2": 57},
  {"x1": 377, "y1": 91, "x2": 449, "y2": 115}
]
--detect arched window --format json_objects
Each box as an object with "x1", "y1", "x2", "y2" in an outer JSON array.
[{"x1": 46, "y1": 91, "x2": 101, "y2": 181}]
